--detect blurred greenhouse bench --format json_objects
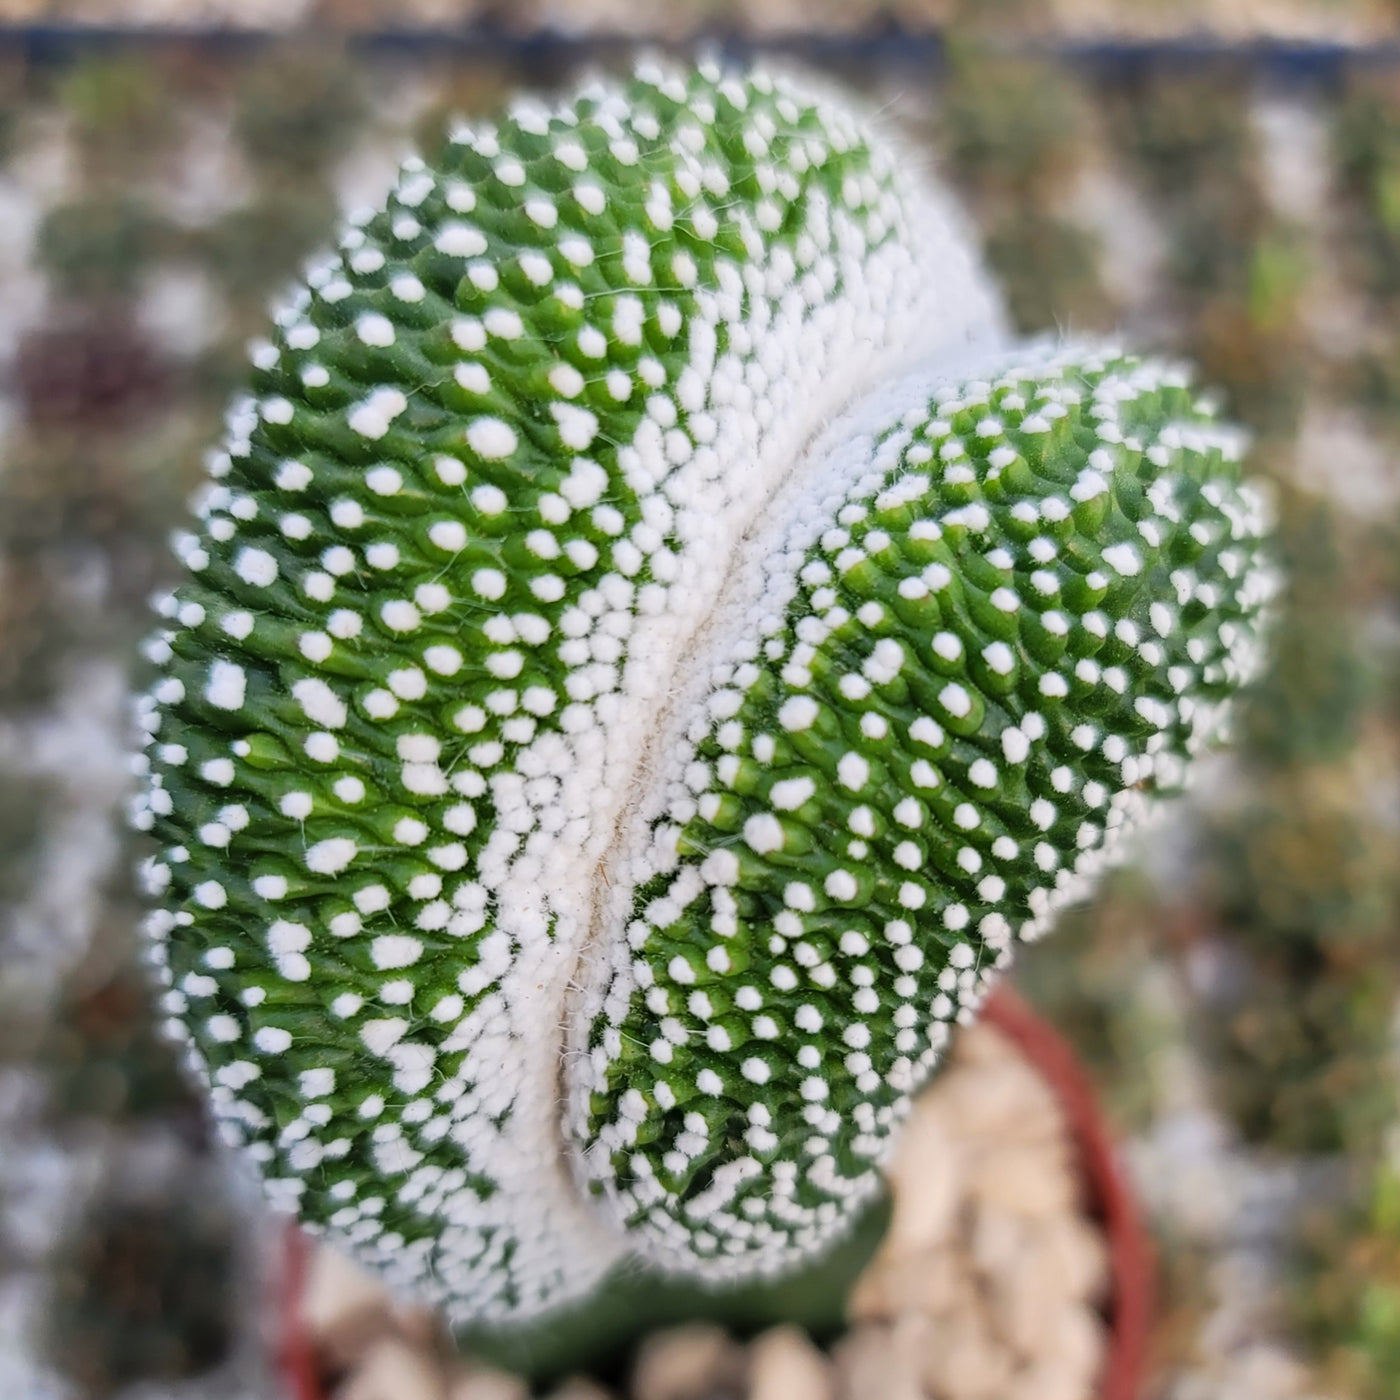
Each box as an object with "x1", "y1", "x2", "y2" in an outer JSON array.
[
  {"x1": 0, "y1": 21, "x2": 1398, "y2": 1400},
  {"x1": 3, "y1": 21, "x2": 1400, "y2": 68}
]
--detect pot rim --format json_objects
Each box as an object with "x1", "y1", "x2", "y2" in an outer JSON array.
[{"x1": 981, "y1": 983, "x2": 1154, "y2": 1400}]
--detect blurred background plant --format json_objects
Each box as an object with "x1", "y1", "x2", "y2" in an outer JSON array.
[{"x1": 1, "y1": 3, "x2": 1398, "y2": 1398}]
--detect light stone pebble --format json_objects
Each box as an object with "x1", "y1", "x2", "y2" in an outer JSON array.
[
  {"x1": 969, "y1": 1204, "x2": 1027, "y2": 1280},
  {"x1": 1041, "y1": 1214, "x2": 1111, "y2": 1304},
  {"x1": 948, "y1": 1021, "x2": 1022, "y2": 1069},
  {"x1": 967, "y1": 1142, "x2": 1079, "y2": 1218},
  {"x1": 831, "y1": 1315, "x2": 929, "y2": 1400},
  {"x1": 935, "y1": 1058, "x2": 1067, "y2": 1148},
  {"x1": 920, "y1": 1303, "x2": 1014, "y2": 1400},
  {"x1": 847, "y1": 1247, "x2": 961, "y2": 1323},
  {"x1": 335, "y1": 1338, "x2": 447, "y2": 1400},
  {"x1": 937, "y1": 1025, "x2": 1066, "y2": 1123},
  {"x1": 984, "y1": 1231, "x2": 1069, "y2": 1360},
  {"x1": 1041, "y1": 1303, "x2": 1107, "y2": 1380},
  {"x1": 543, "y1": 1378, "x2": 618, "y2": 1400},
  {"x1": 307, "y1": 1243, "x2": 440, "y2": 1375},
  {"x1": 631, "y1": 1323, "x2": 745, "y2": 1400},
  {"x1": 447, "y1": 1366, "x2": 530, "y2": 1400},
  {"x1": 880, "y1": 1099, "x2": 964, "y2": 1255},
  {"x1": 747, "y1": 1325, "x2": 833, "y2": 1400},
  {"x1": 1005, "y1": 1358, "x2": 1098, "y2": 1400},
  {"x1": 302, "y1": 1241, "x2": 397, "y2": 1335}
]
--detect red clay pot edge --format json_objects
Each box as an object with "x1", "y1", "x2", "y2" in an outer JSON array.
[
  {"x1": 278, "y1": 985, "x2": 1154, "y2": 1400},
  {"x1": 277, "y1": 1218, "x2": 322, "y2": 1400},
  {"x1": 981, "y1": 984, "x2": 1155, "y2": 1400}
]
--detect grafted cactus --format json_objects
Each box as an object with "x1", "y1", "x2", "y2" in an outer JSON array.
[{"x1": 131, "y1": 60, "x2": 1275, "y2": 1328}]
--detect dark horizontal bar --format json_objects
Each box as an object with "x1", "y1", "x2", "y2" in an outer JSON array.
[
  {"x1": 1051, "y1": 34, "x2": 1400, "y2": 80},
  {"x1": 1, "y1": 21, "x2": 1398, "y2": 80}
]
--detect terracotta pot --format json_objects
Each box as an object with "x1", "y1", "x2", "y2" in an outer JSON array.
[
  {"x1": 276, "y1": 1223, "x2": 321, "y2": 1400},
  {"x1": 276, "y1": 984, "x2": 1153, "y2": 1400},
  {"x1": 980, "y1": 985, "x2": 1154, "y2": 1400}
]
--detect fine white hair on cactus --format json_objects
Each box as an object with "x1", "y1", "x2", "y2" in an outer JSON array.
[{"x1": 131, "y1": 58, "x2": 1276, "y2": 1327}]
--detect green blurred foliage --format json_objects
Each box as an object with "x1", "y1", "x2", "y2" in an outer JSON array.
[
  {"x1": 1334, "y1": 72, "x2": 1400, "y2": 303},
  {"x1": 1201, "y1": 922, "x2": 1395, "y2": 1153},
  {"x1": 39, "y1": 966, "x2": 202, "y2": 1127},
  {"x1": 1095, "y1": 67, "x2": 1312, "y2": 434},
  {"x1": 200, "y1": 190, "x2": 341, "y2": 301},
  {"x1": 0, "y1": 431, "x2": 170, "y2": 709},
  {"x1": 1099, "y1": 65, "x2": 1257, "y2": 202},
  {"x1": 984, "y1": 211, "x2": 1113, "y2": 333},
  {"x1": 1239, "y1": 492, "x2": 1370, "y2": 767},
  {"x1": 1301, "y1": 1166, "x2": 1400, "y2": 1400},
  {"x1": 37, "y1": 199, "x2": 175, "y2": 299},
  {"x1": 1014, "y1": 878, "x2": 1181, "y2": 1134},
  {"x1": 1334, "y1": 72, "x2": 1400, "y2": 451},
  {"x1": 4, "y1": 31, "x2": 1400, "y2": 1397},
  {"x1": 936, "y1": 43, "x2": 1115, "y2": 333},
  {"x1": 44, "y1": 1185, "x2": 236, "y2": 1398},
  {"x1": 57, "y1": 56, "x2": 180, "y2": 179},
  {"x1": 1208, "y1": 766, "x2": 1394, "y2": 958},
  {"x1": 939, "y1": 44, "x2": 1090, "y2": 202},
  {"x1": 0, "y1": 774, "x2": 49, "y2": 918},
  {"x1": 1347, "y1": 346, "x2": 1400, "y2": 426},
  {"x1": 1248, "y1": 230, "x2": 1311, "y2": 333},
  {"x1": 233, "y1": 47, "x2": 366, "y2": 175}
]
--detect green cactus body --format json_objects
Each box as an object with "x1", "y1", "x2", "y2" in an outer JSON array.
[
  {"x1": 131, "y1": 59, "x2": 1275, "y2": 1326},
  {"x1": 574, "y1": 348, "x2": 1275, "y2": 1279}
]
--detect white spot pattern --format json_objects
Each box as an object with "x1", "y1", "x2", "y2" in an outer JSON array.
[{"x1": 133, "y1": 62, "x2": 1272, "y2": 1328}]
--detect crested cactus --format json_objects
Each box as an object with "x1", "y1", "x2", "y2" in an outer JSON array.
[{"x1": 131, "y1": 60, "x2": 1277, "y2": 1328}]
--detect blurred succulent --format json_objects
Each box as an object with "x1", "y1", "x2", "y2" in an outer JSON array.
[
  {"x1": 1299, "y1": 1158, "x2": 1400, "y2": 1400},
  {"x1": 1096, "y1": 68, "x2": 1314, "y2": 436},
  {"x1": 1334, "y1": 74, "x2": 1400, "y2": 304},
  {"x1": 936, "y1": 44, "x2": 1113, "y2": 334},
  {"x1": 130, "y1": 62, "x2": 1276, "y2": 1327},
  {"x1": 58, "y1": 56, "x2": 177, "y2": 181},
  {"x1": 37, "y1": 198, "x2": 171, "y2": 300},
  {"x1": 233, "y1": 49, "x2": 365, "y2": 179}
]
